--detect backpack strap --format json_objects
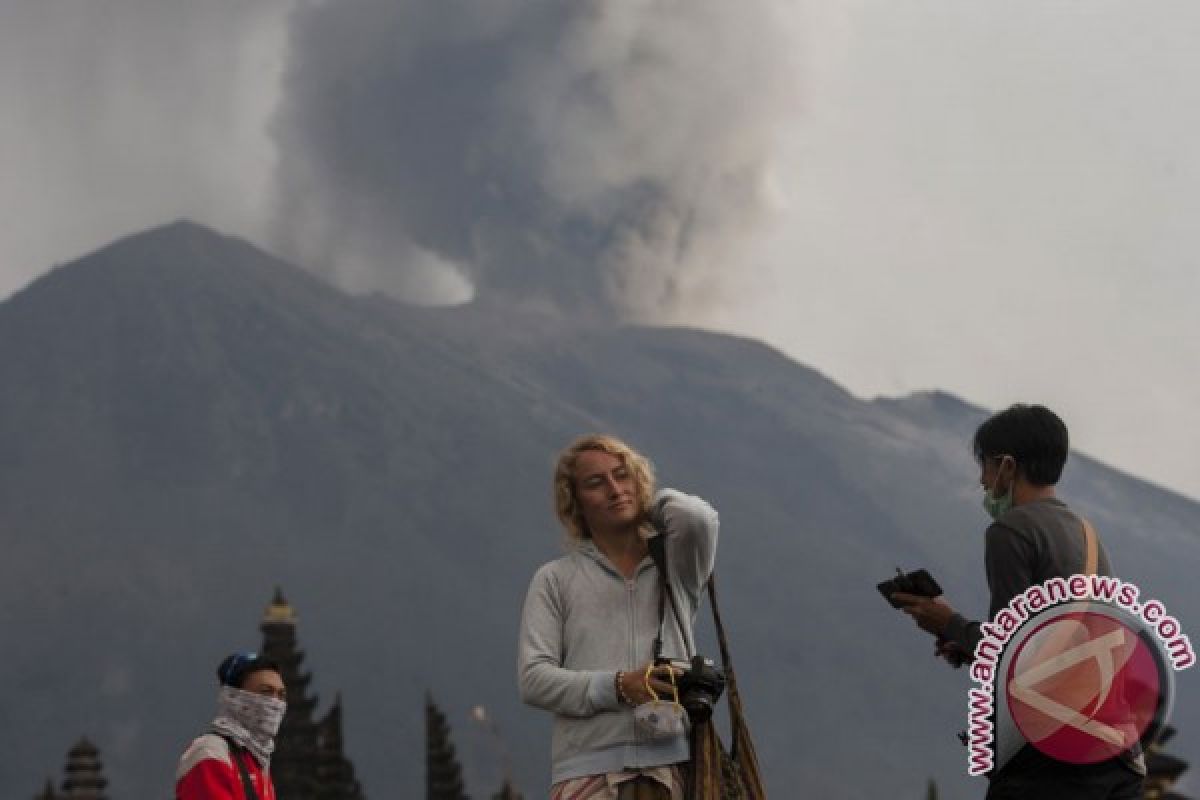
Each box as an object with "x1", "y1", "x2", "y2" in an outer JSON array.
[{"x1": 217, "y1": 736, "x2": 261, "y2": 800}]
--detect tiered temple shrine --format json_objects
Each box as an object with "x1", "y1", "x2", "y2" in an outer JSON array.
[{"x1": 261, "y1": 587, "x2": 366, "y2": 800}]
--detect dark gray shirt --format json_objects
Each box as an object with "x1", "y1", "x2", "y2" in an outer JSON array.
[
  {"x1": 944, "y1": 496, "x2": 1112, "y2": 654},
  {"x1": 945, "y1": 496, "x2": 1144, "y2": 775}
]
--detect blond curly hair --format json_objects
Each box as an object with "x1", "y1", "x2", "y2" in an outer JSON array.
[{"x1": 553, "y1": 434, "x2": 656, "y2": 541}]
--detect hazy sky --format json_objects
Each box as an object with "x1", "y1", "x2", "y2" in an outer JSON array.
[{"x1": 1, "y1": 1, "x2": 1196, "y2": 501}]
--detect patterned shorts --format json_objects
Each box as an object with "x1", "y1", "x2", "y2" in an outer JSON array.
[{"x1": 550, "y1": 765, "x2": 684, "y2": 800}]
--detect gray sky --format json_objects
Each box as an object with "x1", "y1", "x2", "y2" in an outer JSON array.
[{"x1": 1, "y1": 1, "x2": 1196, "y2": 501}]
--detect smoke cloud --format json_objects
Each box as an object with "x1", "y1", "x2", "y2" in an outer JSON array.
[
  {"x1": 271, "y1": 0, "x2": 800, "y2": 317},
  {"x1": 0, "y1": 1, "x2": 290, "y2": 297}
]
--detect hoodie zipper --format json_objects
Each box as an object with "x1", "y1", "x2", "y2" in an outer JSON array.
[
  {"x1": 625, "y1": 562, "x2": 657, "y2": 750},
  {"x1": 626, "y1": 576, "x2": 638, "y2": 750},
  {"x1": 584, "y1": 545, "x2": 648, "y2": 753}
]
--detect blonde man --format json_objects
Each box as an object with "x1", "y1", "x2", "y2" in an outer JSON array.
[{"x1": 518, "y1": 434, "x2": 719, "y2": 800}]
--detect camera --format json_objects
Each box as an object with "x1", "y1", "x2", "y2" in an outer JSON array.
[{"x1": 658, "y1": 655, "x2": 726, "y2": 723}]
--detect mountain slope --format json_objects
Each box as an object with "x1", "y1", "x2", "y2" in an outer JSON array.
[{"x1": 1, "y1": 222, "x2": 1195, "y2": 799}]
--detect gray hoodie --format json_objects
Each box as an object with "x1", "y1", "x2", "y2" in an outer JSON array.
[{"x1": 517, "y1": 488, "x2": 718, "y2": 785}]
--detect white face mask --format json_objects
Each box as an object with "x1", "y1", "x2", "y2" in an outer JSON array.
[
  {"x1": 982, "y1": 455, "x2": 1016, "y2": 521},
  {"x1": 634, "y1": 700, "x2": 689, "y2": 739},
  {"x1": 632, "y1": 665, "x2": 689, "y2": 739}
]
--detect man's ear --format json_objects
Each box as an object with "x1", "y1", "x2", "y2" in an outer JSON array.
[{"x1": 1003, "y1": 457, "x2": 1023, "y2": 488}]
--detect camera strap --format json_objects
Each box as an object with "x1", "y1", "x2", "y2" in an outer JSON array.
[
  {"x1": 647, "y1": 535, "x2": 769, "y2": 797},
  {"x1": 646, "y1": 533, "x2": 690, "y2": 661}
]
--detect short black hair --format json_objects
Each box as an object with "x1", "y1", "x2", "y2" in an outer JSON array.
[
  {"x1": 216, "y1": 652, "x2": 281, "y2": 689},
  {"x1": 972, "y1": 404, "x2": 1069, "y2": 486}
]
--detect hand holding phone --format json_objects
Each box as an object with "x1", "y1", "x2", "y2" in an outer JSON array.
[{"x1": 876, "y1": 567, "x2": 943, "y2": 609}]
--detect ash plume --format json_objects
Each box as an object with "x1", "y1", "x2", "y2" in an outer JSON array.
[{"x1": 270, "y1": 0, "x2": 799, "y2": 317}]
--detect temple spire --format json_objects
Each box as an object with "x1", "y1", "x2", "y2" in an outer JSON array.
[
  {"x1": 426, "y1": 694, "x2": 468, "y2": 800},
  {"x1": 263, "y1": 585, "x2": 297, "y2": 626},
  {"x1": 315, "y1": 693, "x2": 366, "y2": 800},
  {"x1": 261, "y1": 586, "x2": 319, "y2": 798}
]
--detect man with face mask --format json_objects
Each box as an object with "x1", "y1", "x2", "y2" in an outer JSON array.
[
  {"x1": 893, "y1": 404, "x2": 1144, "y2": 799},
  {"x1": 176, "y1": 652, "x2": 287, "y2": 800}
]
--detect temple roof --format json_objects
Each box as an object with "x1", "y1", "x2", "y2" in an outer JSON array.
[
  {"x1": 61, "y1": 736, "x2": 108, "y2": 795},
  {"x1": 263, "y1": 586, "x2": 297, "y2": 626},
  {"x1": 66, "y1": 737, "x2": 98, "y2": 759}
]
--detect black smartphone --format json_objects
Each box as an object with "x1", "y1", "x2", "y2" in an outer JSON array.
[{"x1": 877, "y1": 567, "x2": 943, "y2": 609}]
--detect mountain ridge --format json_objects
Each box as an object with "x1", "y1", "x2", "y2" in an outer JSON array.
[{"x1": 2, "y1": 221, "x2": 1195, "y2": 799}]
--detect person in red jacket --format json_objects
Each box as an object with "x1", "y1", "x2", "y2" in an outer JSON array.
[{"x1": 176, "y1": 652, "x2": 287, "y2": 800}]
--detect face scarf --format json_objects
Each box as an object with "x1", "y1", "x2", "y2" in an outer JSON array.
[{"x1": 210, "y1": 685, "x2": 286, "y2": 767}]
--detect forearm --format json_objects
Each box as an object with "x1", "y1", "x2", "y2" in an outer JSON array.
[
  {"x1": 650, "y1": 488, "x2": 718, "y2": 596},
  {"x1": 517, "y1": 568, "x2": 621, "y2": 717},
  {"x1": 518, "y1": 661, "x2": 619, "y2": 717}
]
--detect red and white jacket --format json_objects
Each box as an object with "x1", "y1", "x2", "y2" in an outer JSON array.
[{"x1": 176, "y1": 734, "x2": 277, "y2": 800}]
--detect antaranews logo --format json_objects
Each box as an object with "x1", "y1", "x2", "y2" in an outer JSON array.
[{"x1": 965, "y1": 575, "x2": 1194, "y2": 776}]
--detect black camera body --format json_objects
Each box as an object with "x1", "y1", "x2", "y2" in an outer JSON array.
[{"x1": 657, "y1": 655, "x2": 726, "y2": 723}]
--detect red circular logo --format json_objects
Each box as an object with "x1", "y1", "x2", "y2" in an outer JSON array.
[{"x1": 1005, "y1": 610, "x2": 1164, "y2": 764}]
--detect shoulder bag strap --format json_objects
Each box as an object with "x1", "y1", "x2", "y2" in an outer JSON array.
[
  {"x1": 707, "y1": 575, "x2": 768, "y2": 799},
  {"x1": 1081, "y1": 518, "x2": 1099, "y2": 575},
  {"x1": 649, "y1": 534, "x2": 768, "y2": 798},
  {"x1": 218, "y1": 736, "x2": 261, "y2": 800},
  {"x1": 1077, "y1": 517, "x2": 1143, "y2": 762}
]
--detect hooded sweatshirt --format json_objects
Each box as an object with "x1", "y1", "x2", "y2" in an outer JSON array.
[{"x1": 518, "y1": 488, "x2": 719, "y2": 785}]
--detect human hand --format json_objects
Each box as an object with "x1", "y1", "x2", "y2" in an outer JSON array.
[
  {"x1": 891, "y1": 592, "x2": 955, "y2": 637},
  {"x1": 619, "y1": 662, "x2": 683, "y2": 705},
  {"x1": 935, "y1": 637, "x2": 969, "y2": 668}
]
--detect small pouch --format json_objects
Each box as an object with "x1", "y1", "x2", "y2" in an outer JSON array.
[{"x1": 633, "y1": 663, "x2": 689, "y2": 739}]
